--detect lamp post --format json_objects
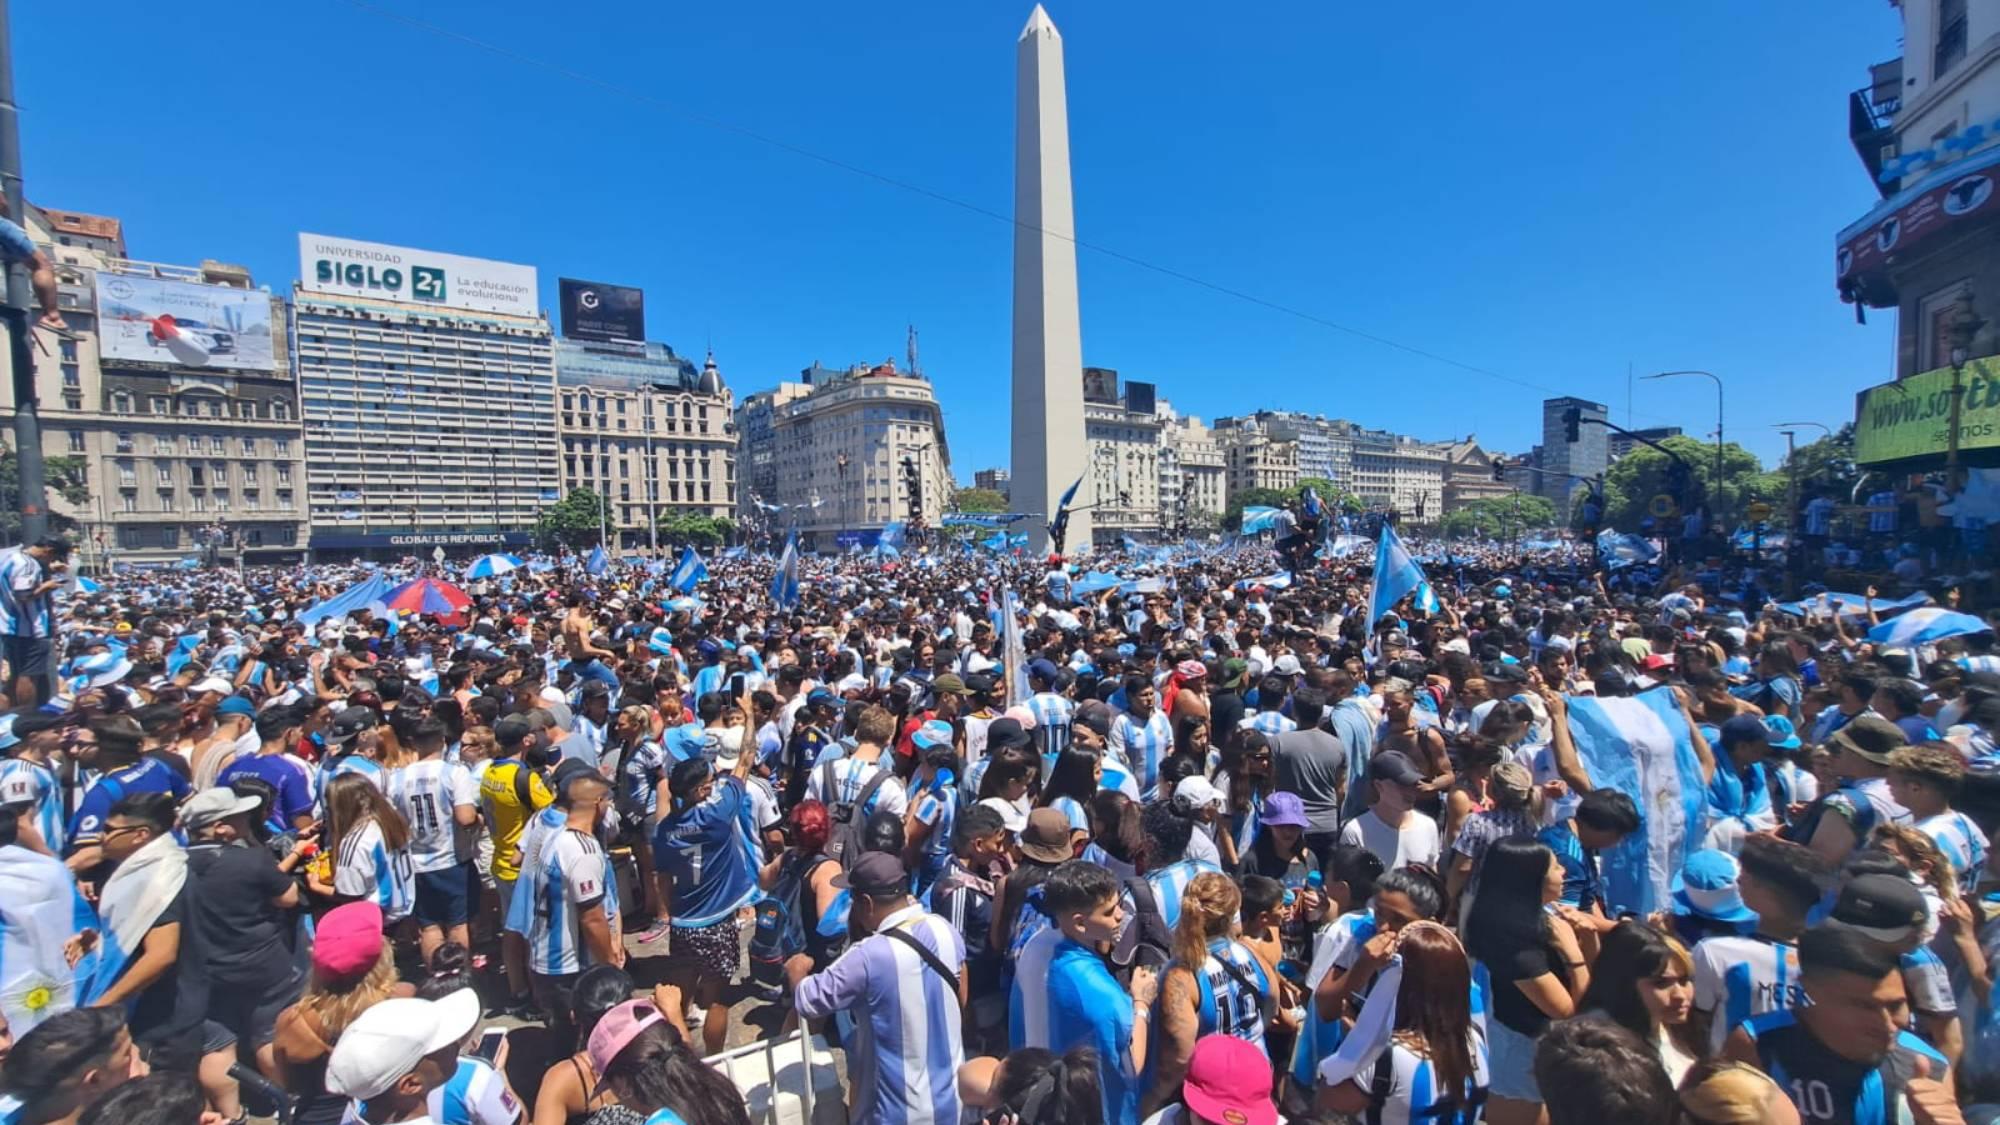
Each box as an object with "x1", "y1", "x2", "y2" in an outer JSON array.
[
  {"x1": 1771, "y1": 422, "x2": 1832, "y2": 597},
  {"x1": 1642, "y1": 370, "x2": 1725, "y2": 518}
]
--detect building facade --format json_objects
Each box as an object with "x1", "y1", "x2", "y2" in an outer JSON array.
[
  {"x1": 972, "y1": 467, "x2": 1011, "y2": 499},
  {"x1": 1161, "y1": 408, "x2": 1226, "y2": 531},
  {"x1": 1085, "y1": 386, "x2": 1166, "y2": 546},
  {"x1": 747, "y1": 359, "x2": 951, "y2": 551},
  {"x1": 555, "y1": 342, "x2": 735, "y2": 550},
  {"x1": 1216, "y1": 410, "x2": 1352, "y2": 491},
  {"x1": 1342, "y1": 422, "x2": 1446, "y2": 518},
  {"x1": 1840, "y1": 0, "x2": 2000, "y2": 469},
  {"x1": 1215, "y1": 421, "x2": 1300, "y2": 500},
  {"x1": 1607, "y1": 425, "x2": 1684, "y2": 460},
  {"x1": 294, "y1": 234, "x2": 555, "y2": 558},
  {"x1": 1, "y1": 206, "x2": 308, "y2": 567},
  {"x1": 1440, "y1": 438, "x2": 1515, "y2": 512},
  {"x1": 1538, "y1": 396, "x2": 1609, "y2": 514}
]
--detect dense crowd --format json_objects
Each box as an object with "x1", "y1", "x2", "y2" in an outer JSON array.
[{"x1": 0, "y1": 523, "x2": 1994, "y2": 1125}]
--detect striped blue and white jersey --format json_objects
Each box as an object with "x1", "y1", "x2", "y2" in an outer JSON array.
[
  {"x1": 1186, "y1": 937, "x2": 1270, "y2": 1050},
  {"x1": 1321, "y1": 1032, "x2": 1490, "y2": 1125},
  {"x1": 0, "y1": 550, "x2": 50, "y2": 638},
  {"x1": 1244, "y1": 709, "x2": 1297, "y2": 738},
  {"x1": 1916, "y1": 810, "x2": 1989, "y2": 899},
  {"x1": 1026, "y1": 692, "x2": 1074, "y2": 759},
  {"x1": 335, "y1": 818, "x2": 415, "y2": 923},
  {"x1": 1108, "y1": 709, "x2": 1174, "y2": 799},
  {"x1": 1822, "y1": 777, "x2": 1911, "y2": 840},
  {"x1": 1693, "y1": 932, "x2": 1802, "y2": 1055},
  {"x1": 1009, "y1": 924, "x2": 1063, "y2": 1050},
  {"x1": 806, "y1": 755, "x2": 909, "y2": 819},
  {"x1": 426, "y1": 1057, "x2": 520, "y2": 1125},
  {"x1": 1137, "y1": 857, "x2": 1221, "y2": 931},
  {"x1": 1958, "y1": 654, "x2": 2000, "y2": 676},
  {"x1": 0, "y1": 759, "x2": 64, "y2": 854},
  {"x1": 1743, "y1": 1008, "x2": 1948, "y2": 1125},
  {"x1": 527, "y1": 827, "x2": 611, "y2": 976},
  {"x1": 389, "y1": 758, "x2": 479, "y2": 873},
  {"x1": 1048, "y1": 794, "x2": 1090, "y2": 833}
]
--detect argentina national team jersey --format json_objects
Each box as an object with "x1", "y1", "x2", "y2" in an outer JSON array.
[
  {"x1": 0, "y1": 759, "x2": 64, "y2": 853},
  {"x1": 1136, "y1": 858, "x2": 1222, "y2": 931},
  {"x1": 426, "y1": 1056, "x2": 519, "y2": 1125},
  {"x1": 1291, "y1": 909, "x2": 1381, "y2": 1089},
  {"x1": 0, "y1": 550, "x2": 50, "y2": 637},
  {"x1": 1916, "y1": 811, "x2": 1989, "y2": 899},
  {"x1": 389, "y1": 758, "x2": 480, "y2": 873},
  {"x1": 1354, "y1": 1035, "x2": 1491, "y2": 1125},
  {"x1": 1109, "y1": 709, "x2": 1174, "y2": 799},
  {"x1": 1693, "y1": 933, "x2": 1802, "y2": 1055},
  {"x1": 1246, "y1": 709, "x2": 1297, "y2": 738},
  {"x1": 528, "y1": 827, "x2": 610, "y2": 976},
  {"x1": 335, "y1": 818, "x2": 415, "y2": 922},
  {"x1": 1743, "y1": 1007, "x2": 1947, "y2": 1125},
  {"x1": 1190, "y1": 937, "x2": 1270, "y2": 1048},
  {"x1": 652, "y1": 776, "x2": 762, "y2": 928},
  {"x1": 1025, "y1": 692, "x2": 1074, "y2": 757}
]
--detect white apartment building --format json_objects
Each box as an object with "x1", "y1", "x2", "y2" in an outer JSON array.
[
  {"x1": 293, "y1": 235, "x2": 556, "y2": 559},
  {"x1": 1, "y1": 205, "x2": 308, "y2": 567},
  {"x1": 1085, "y1": 392, "x2": 1165, "y2": 546},
  {"x1": 1216, "y1": 422, "x2": 1300, "y2": 499},
  {"x1": 1160, "y1": 406, "x2": 1225, "y2": 531}
]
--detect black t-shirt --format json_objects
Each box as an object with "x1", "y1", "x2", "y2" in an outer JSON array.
[
  {"x1": 127, "y1": 886, "x2": 210, "y2": 1040},
  {"x1": 187, "y1": 840, "x2": 294, "y2": 982},
  {"x1": 1208, "y1": 690, "x2": 1246, "y2": 742},
  {"x1": 1485, "y1": 940, "x2": 1568, "y2": 1037}
]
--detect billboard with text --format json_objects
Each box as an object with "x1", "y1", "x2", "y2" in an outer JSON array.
[
  {"x1": 94, "y1": 274, "x2": 277, "y2": 371},
  {"x1": 559, "y1": 278, "x2": 645, "y2": 343},
  {"x1": 298, "y1": 233, "x2": 538, "y2": 316}
]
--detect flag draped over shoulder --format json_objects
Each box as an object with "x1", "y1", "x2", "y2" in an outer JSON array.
[
  {"x1": 770, "y1": 530, "x2": 800, "y2": 610},
  {"x1": 84, "y1": 834, "x2": 185, "y2": 1006},
  {"x1": 669, "y1": 546, "x2": 708, "y2": 593},
  {"x1": 1367, "y1": 524, "x2": 1436, "y2": 627},
  {"x1": 1561, "y1": 688, "x2": 1708, "y2": 917},
  {"x1": 0, "y1": 846, "x2": 97, "y2": 1032}
]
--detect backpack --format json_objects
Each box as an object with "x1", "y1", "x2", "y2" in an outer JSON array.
[
  {"x1": 821, "y1": 759, "x2": 895, "y2": 872},
  {"x1": 749, "y1": 851, "x2": 833, "y2": 986},
  {"x1": 1109, "y1": 875, "x2": 1173, "y2": 971}
]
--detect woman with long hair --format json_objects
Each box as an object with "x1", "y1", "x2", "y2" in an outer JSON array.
[
  {"x1": 1462, "y1": 837, "x2": 1591, "y2": 1125},
  {"x1": 1152, "y1": 873, "x2": 1270, "y2": 1114},
  {"x1": 588, "y1": 1002, "x2": 749, "y2": 1125},
  {"x1": 529, "y1": 965, "x2": 644, "y2": 1125},
  {"x1": 1172, "y1": 713, "x2": 1214, "y2": 776},
  {"x1": 1037, "y1": 745, "x2": 1102, "y2": 838},
  {"x1": 1316, "y1": 921, "x2": 1488, "y2": 1122},
  {"x1": 1080, "y1": 789, "x2": 1143, "y2": 881},
  {"x1": 1213, "y1": 730, "x2": 1276, "y2": 869},
  {"x1": 1578, "y1": 921, "x2": 1698, "y2": 1085},
  {"x1": 311, "y1": 770, "x2": 415, "y2": 920},
  {"x1": 273, "y1": 902, "x2": 407, "y2": 1125}
]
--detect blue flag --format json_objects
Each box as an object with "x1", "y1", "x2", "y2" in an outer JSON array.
[
  {"x1": 770, "y1": 530, "x2": 800, "y2": 610},
  {"x1": 669, "y1": 546, "x2": 708, "y2": 593},
  {"x1": 585, "y1": 545, "x2": 609, "y2": 576},
  {"x1": 1048, "y1": 475, "x2": 1084, "y2": 543},
  {"x1": 1368, "y1": 523, "x2": 1435, "y2": 627}
]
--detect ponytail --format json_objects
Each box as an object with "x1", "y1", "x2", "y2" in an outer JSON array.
[{"x1": 1170, "y1": 871, "x2": 1242, "y2": 969}]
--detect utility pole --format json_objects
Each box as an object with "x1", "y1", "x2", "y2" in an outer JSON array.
[
  {"x1": 0, "y1": 0, "x2": 47, "y2": 542},
  {"x1": 1780, "y1": 429, "x2": 1799, "y2": 598}
]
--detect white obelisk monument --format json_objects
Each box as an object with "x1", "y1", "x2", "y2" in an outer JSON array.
[{"x1": 1011, "y1": 4, "x2": 1091, "y2": 556}]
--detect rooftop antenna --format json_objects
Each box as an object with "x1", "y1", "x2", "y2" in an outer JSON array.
[{"x1": 907, "y1": 323, "x2": 922, "y2": 378}]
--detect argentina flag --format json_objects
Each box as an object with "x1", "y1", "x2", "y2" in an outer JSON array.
[
  {"x1": 0, "y1": 847, "x2": 97, "y2": 1033},
  {"x1": 669, "y1": 546, "x2": 708, "y2": 593},
  {"x1": 770, "y1": 530, "x2": 800, "y2": 610},
  {"x1": 585, "y1": 545, "x2": 609, "y2": 576},
  {"x1": 1367, "y1": 523, "x2": 1434, "y2": 627},
  {"x1": 1561, "y1": 687, "x2": 1709, "y2": 916}
]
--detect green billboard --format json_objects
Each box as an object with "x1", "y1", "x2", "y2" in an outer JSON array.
[{"x1": 1854, "y1": 358, "x2": 2000, "y2": 464}]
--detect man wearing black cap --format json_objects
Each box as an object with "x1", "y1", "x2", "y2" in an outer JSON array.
[{"x1": 796, "y1": 852, "x2": 966, "y2": 1125}]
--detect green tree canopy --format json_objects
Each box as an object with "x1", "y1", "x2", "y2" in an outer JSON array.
[
  {"x1": 951, "y1": 487, "x2": 1009, "y2": 513},
  {"x1": 1439, "y1": 494, "x2": 1559, "y2": 539},
  {"x1": 0, "y1": 448, "x2": 90, "y2": 544},
  {"x1": 655, "y1": 513, "x2": 735, "y2": 549},
  {"x1": 534, "y1": 487, "x2": 610, "y2": 547},
  {"x1": 1601, "y1": 436, "x2": 1768, "y2": 531},
  {"x1": 1779, "y1": 424, "x2": 1860, "y2": 510}
]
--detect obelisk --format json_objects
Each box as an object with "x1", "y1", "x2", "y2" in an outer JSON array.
[{"x1": 1011, "y1": 4, "x2": 1091, "y2": 556}]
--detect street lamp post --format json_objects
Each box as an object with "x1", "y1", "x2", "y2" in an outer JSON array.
[
  {"x1": 1643, "y1": 370, "x2": 1725, "y2": 519},
  {"x1": 1771, "y1": 422, "x2": 1832, "y2": 598}
]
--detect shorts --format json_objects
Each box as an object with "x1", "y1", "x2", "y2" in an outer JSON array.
[
  {"x1": 211, "y1": 965, "x2": 304, "y2": 1048},
  {"x1": 138, "y1": 1019, "x2": 236, "y2": 1073},
  {"x1": 672, "y1": 917, "x2": 741, "y2": 980},
  {"x1": 1486, "y1": 1017, "x2": 1542, "y2": 1102},
  {"x1": 414, "y1": 861, "x2": 480, "y2": 927},
  {"x1": 4, "y1": 635, "x2": 50, "y2": 680}
]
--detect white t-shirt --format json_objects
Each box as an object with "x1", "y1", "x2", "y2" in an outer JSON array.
[
  {"x1": 390, "y1": 758, "x2": 481, "y2": 872},
  {"x1": 1337, "y1": 808, "x2": 1441, "y2": 871}
]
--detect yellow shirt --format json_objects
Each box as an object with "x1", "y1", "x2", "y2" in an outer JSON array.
[{"x1": 480, "y1": 759, "x2": 553, "y2": 882}]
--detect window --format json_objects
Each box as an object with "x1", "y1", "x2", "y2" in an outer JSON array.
[
  {"x1": 61, "y1": 363, "x2": 79, "y2": 388},
  {"x1": 118, "y1": 525, "x2": 142, "y2": 548},
  {"x1": 237, "y1": 402, "x2": 256, "y2": 420},
  {"x1": 180, "y1": 399, "x2": 199, "y2": 417},
  {"x1": 1938, "y1": 0, "x2": 1968, "y2": 77},
  {"x1": 214, "y1": 491, "x2": 230, "y2": 512},
  {"x1": 241, "y1": 462, "x2": 258, "y2": 483},
  {"x1": 66, "y1": 430, "x2": 84, "y2": 452},
  {"x1": 276, "y1": 465, "x2": 292, "y2": 485},
  {"x1": 275, "y1": 439, "x2": 291, "y2": 456},
  {"x1": 277, "y1": 490, "x2": 294, "y2": 511},
  {"x1": 244, "y1": 490, "x2": 260, "y2": 509},
  {"x1": 58, "y1": 339, "x2": 76, "y2": 362},
  {"x1": 160, "y1": 527, "x2": 178, "y2": 549},
  {"x1": 109, "y1": 391, "x2": 131, "y2": 413},
  {"x1": 1919, "y1": 281, "x2": 1975, "y2": 370},
  {"x1": 117, "y1": 460, "x2": 135, "y2": 486},
  {"x1": 157, "y1": 489, "x2": 175, "y2": 512},
  {"x1": 150, "y1": 396, "x2": 167, "y2": 415},
  {"x1": 120, "y1": 493, "x2": 137, "y2": 514},
  {"x1": 116, "y1": 431, "x2": 134, "y2": 453},
  {"x1": 191, "y1": 492, "x2": 207, "y2": 513},
  {"x1": 241, "y1": 437, "x2": 257, "y2": 455},
  {"x1": 271, "y1": 402, "x2": 290, "y2": 421},
  {"x1": 154, "y1": 435, "x2": 174, "y2": 454}
]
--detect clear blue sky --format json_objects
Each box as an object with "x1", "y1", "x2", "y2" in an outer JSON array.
[{"x1": 19, "y1": 1, "x2": 1901, "y2": 481}]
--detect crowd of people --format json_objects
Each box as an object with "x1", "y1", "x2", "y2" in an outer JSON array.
[{"x1": 0, "y1": 523, "x2": 1995, "y2": 1125}]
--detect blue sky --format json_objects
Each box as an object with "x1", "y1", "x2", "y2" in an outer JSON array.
[{"x1": 21, "y1": 1, "x2": 1901, "y2": 480}]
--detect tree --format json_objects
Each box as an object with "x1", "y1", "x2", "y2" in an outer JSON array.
[
  {"x1": 1601, "y1": 436, "x2": 1767, "y2": 532},
  {"x1": 655, "y1": 513, "x2": 734, "y2": 549},
  {"x1": 1224, "y1": 487, "x2": 1292, "y2": 531},
  {"x1": 1439, "y1": 494, "x2": 1559, "y2": 539},
  {"x1": 951, "y1": 487, "x2": 1009, "y2": 513},
  {"x1": 534, "y1": 487, "x2": 610, "y2": 547},
  {"x1": 0, "y1": 448, "x2": 90, "y2": 544},
  {"x1": 1779, "y1": 424, "x2": 1860, "y2": 512},
  {"x1": 1293, "y1": 478, "x2": 1364, "y2": 513}
]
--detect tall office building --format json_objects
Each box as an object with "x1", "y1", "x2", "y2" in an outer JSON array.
[
  {"x1": 1607, "y1": 425, "x2": 1683, "y2": 460},
  {"x1": 1538, "y1": 396, "x2": 1609, "y2": 514},
  {"x1": 555, "y1": 341, "x2": 735, "y2": 550},
  {"x1": 972, "y1": 467, "x2": 1011, "y2": 499},
  {"x1": 1082, "y1": 367, "x2": 1165, "y2": 545},
  {"x1": 740, "y1": 358, "x2": 951, "y2": 551},
  {"x1": 294, "y1": 234, "x2": 555, "y2": 559},
  {"x1": 1, "y1": 205, "x2": 308, "y2": 566}
]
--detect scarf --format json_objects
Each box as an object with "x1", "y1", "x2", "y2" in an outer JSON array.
[{"x1": 85, "y1": 832, "x2": 187, "y2": 1004}]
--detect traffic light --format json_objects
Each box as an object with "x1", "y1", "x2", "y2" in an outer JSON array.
[
  {"x1": 1563, "y1": 406, "x2": 1581, "y2": 443},
  {"x1": 1492, "y1": 458, "x2": 1507, "y2": 482},
  {"x1": 901, "y1": 455, "x2": 923, "y2": 521}
]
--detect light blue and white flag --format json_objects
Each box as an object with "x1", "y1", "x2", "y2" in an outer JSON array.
[
  {"x1": 669, "y1": 546, "x2": 708, "y2": 593},
  {"x1": 463, "y1": 553, "x2": 522, "y2": 580},
  {"x1": 1774, "y1": 590, "x2": 1931, "y2": 620},
  {"x1": 1867, "y1": 606, "x2": 1993, "y2": 647},
  {"x1": 722, "y1": 545, "x2": 748, "y2": 560},
  {"x1": 1001, "y1": 590, "x2": 1030, "y2": 706},
  {"x1": 770, "y1": 530, "x2": 800, "y2": 610},
  {"x1": 1367, "y1": 524, "x2": 1432, "y2": 628},
  {"x1": 585, "y1": 545, "x2": 609, "y2": 576},
  {"x1": 1048, "y1": 475, "x2": 1084, "y2": 545},
  {"x1": 83, "y1": 834, "x2": 185, "y2": 1006},
  {"x1": 879, "y1": 521, "x2": 908, "y2": 551},
  {"x1": 0, "y1": 847, "x2": 97, "y2": 1033},
  {"x1": 1239, "y1": 506, "x2": 1284, "y2": 535},
  {"x1": 1596, "y1": 529, "x2": 1659, "y2": 569},
  {"x1": 1561, "y1": 688, "x2": 1709, "y2": 917}
]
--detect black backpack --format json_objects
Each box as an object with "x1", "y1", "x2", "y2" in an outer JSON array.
[
  {"x1": 749, "y1": 850, "x2": 832, "y2": 986},
  {"x1": 821, "y1": 758, "x2": 895, "y2": 872}
]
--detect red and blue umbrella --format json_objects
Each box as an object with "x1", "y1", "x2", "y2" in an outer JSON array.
[{"x1": 383, "y1": 578, "x2": 473, "y2": 623}]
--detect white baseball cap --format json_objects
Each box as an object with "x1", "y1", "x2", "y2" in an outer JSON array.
[
  {"x1": 191, "y1": 676, "x2": 234, "y2": 696},
  {"x1": 1175, "y1": 776, "x2": 1224, "y2": 811},
  {"x1": 325, "y1": 989, "x2": 480, "y2": 1100}
]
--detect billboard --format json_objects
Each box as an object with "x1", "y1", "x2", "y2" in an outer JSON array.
[
  {"x1": 558, "y1": 278, "x2": 645, "y2": 343},
  {"x1": 1125, "y1": 380, "x2": 1157, "y2": 416},
  {"x1": 298, "y1": 234, "x2": 538, "y2": 316},
  {"x1": 1082, "y1": 366, "x2": 1119, "y2": 404},
  {"x1": 1854, "y1": 358, "x2": 2000, "y2": 463},
  {"x1": 93, "y1": 274, "x2": 277, "y2": 372}
]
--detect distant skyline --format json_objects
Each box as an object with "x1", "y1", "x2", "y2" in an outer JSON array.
[{"x1": 18, "y1": 2, "x2": 1901, "y2": 481}]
